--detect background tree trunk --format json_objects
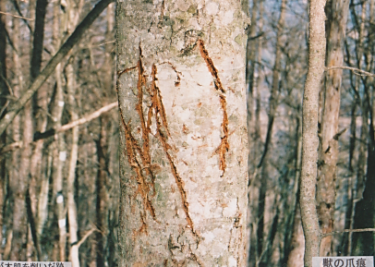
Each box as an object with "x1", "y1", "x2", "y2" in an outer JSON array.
[
  {"x1": 0, "y1": 0, "x2": 9, "y2": 261},
  {"x1": 316, "y1": 0, "x2": 349, "y2": 256},
  {"x1": 300, "y1": 0, "x2": 326, "y2": 264}
]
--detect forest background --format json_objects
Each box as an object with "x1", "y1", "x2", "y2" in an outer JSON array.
[{"x1": 0, "y1": 0, "x2": 374, "y2": 266}]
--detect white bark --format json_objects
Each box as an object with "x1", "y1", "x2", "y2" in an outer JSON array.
[
  {"x1": 116, "y1": 0, "x2": 249, "y2": 265},
  {"x1": 66, "y1": 58, "x2": 80, "y2": 267}
]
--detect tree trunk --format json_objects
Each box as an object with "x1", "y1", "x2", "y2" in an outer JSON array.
[
  {"x1": 29, "y1": 0, "x2": 49, "y2": 259},
  {"x1": 66, "y1": 59, "x2": 80, "y2": 267},
  {"x1": 287, "y1": 205, "x2": 305, "y2": 267},
  {"x1": 94, "y1": 5, "x2": 115, "y2": 265},
  {"x1": 257, "y1": 0, "x2": 286, "y2": 168},
  {"x1": 316, "y1": 0, "x2": 349, "y2": 256},
  {"x1": 0, "y1": 0, "x2": 8, "y2": 260},
  {"x1": 95, "y1": 116, "x2": 109, "y2": 267},
  {"x1": 116, "y1": 0, "x2": 249, "y2": 265},
  {"x1": 351, "y1": 0, "x2": 375, "y2": 255},
  {"x1": 247, "y1": 1, "x2": 264, "y2": 264},
  {"x1": 300, "y1": 0, "x2": 326, "y2": 264},
  {"x1": 10, "y1": 81, "x2": 32, "y2": 262}
]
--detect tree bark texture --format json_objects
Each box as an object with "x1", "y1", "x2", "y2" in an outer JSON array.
[
  {"x1": 116, "y1": 0, "x2": 249, "y2": 265},
  {"x1": 300, "y1": 0, "x2": 326, "y2": 264},
  {"x1": 316, "y1": 0, "x2": 349, "y2": 257}
]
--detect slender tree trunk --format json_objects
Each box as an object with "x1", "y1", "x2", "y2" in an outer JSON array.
[
  {"x1": 342, "y1": 0, "x2": 367, "y2": 254},
  {"x1": 0, "y1": 0, "x2": 8, "y2": 260},
  {"x1": 248, "y1": 2, "x2": 264, "y2": 264},
  {"x1": 66, "y1": 59, "x2": 80, "y2": 267},
  {"x1": 316, "y1": 0, "x2": 349, "y2": 256},
  {"x1": 116, "y1": 0, "x2": 249, "y2": 264},
  {"x1": 30, "y1": 0, "x2": 48, "y2": 81},
  {"x1": 10, "y1": 0, "x2": 37, "y2": 257},
  {"x1": 10, "y1": 81, "x2": 32, "y2": 262},
  {"x1": 246, "y1": 0, "x2": 260, "y2": 141},
  {"x1": 285, "y1": 114, "x2": 304, "y2": 267},
  {"x1": 107, "y1": 122, "x2": 120, "y2": 267},
  {"x1": 351, "y1": 0, "x2": 375, "y2": 255},
  {"x1": 252, "y1": 2, "x2": 287, "y2": 257},
  {"x1": 95, "y1": 117, "x2": 109, "y2": 267},
  {"x1": 287, "y1": 205, "x2": 305, "y2": 267},
  {"x1": 49, "y1": 1, "x2": 67, "y2": 261},
  {"x1": 94, "y1": 5, "x2": 114, "y2": 265},
  {"x1": 339, "y1": 100, "x2": 357, "y2": 255},
  {"x1": 351, "y1": 132, "x2": 375, "y2": 255},
  {"x1": 300, "y1": 0, "x2": 326, "y2": 264},
  {"x1": 257, "y1": 0, "x2": 286, "y2": 168},
  {"x1": 256, "y1": 164, "x2": 268, "y2": 263},
  {"x1": 29, "y1": 0, "x2": 49, "y2": 258},
  {"x1": 65, "y1": 1, "x2": 83, "y2": 264}
]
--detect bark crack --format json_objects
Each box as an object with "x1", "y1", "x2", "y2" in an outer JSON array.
[{"x1": 197, "y1": 39, "x2": 230, "y2": 176}]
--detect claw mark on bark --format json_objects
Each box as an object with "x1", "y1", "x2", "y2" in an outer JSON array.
[
  {"x1": 159, "y1": 61, "x2": 182, "y2": 86},
  {"x1": 134, "y1": 55, "x2": 157, "y2": 192},
  {"x1": 197, "y1": 39, "x2": 225, "y2": 93},
  {"x1": 116, "y1": 47, "x2": 159, "y2": 229},
  {"x1": 151, "y1": 64, "x2": 170, "y2": 137},
  {"x1": 120, "y1": 113, "x2": 157, "y2": 221},
  {"x1": 197, "y1": 39, "x2": 229, "y2": 175},
  {"x1": 133, "y1": 211, "x2": 148, "y2": 239},
  {"x1": 117, "y1": 47, "x2": 198, "y2": 239},
  {"x1": 190, "y1": 253, "x2": 205, "y2": 267},
  {"x1": 151, "y1": 65, "x2": 197, "y2": 235},
  {"x1": 117, "y1": 66, "x2": 137, "y2": 77}
]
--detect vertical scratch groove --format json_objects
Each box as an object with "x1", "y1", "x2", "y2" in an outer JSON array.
[
  {"x1": 116, "y1": 50, "x2": 198, "y2": 239},
  {"x1": 120, "y1": 112, "x2": 156, "y2": 221},
  {"x1": 197, "y1": 39, "x2": 230, "y2": 175},
  {"x1": 116, "y1": 56, "x2": 158, "y2": 232},
  {"x1": 151, "y1": 64, "x2": 197, "y2": 236}
]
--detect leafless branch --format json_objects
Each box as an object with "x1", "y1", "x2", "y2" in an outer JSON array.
[
  {"x1": 0, "y1": 0, "x2": 115, "y2": 136},
  {"x1": 59, "y1": 102, "x2": 117, "y2": 132},
  {"x1": 0, "y1": 102, "x2": 118, "y2": 154},
  {"x1": 74, "y1": 228, "x2": 99, "y2": 249},
  {"x1": 325, "y1": 66, "x2": 375, "y2": 77},
  {"x1": 322, "y1": 228, "x2": 375, "y2": 238},
  {"x1": 0, "y1": 11, "x2": 34, "y2": 20}
]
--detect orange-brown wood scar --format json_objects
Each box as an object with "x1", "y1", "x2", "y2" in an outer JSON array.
[
  {"x1": 197, "y1": 39, "x2": 230, "y2": 176},
  {"x1": 132, "y1": 212, "x2": 148, "y2": 240},
  {"x1": 120, "y1": 112, "x2": 157, "y2": 222},
  {"x1": 117, "y1": 46, "x2": 198, "y2": 238}
]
